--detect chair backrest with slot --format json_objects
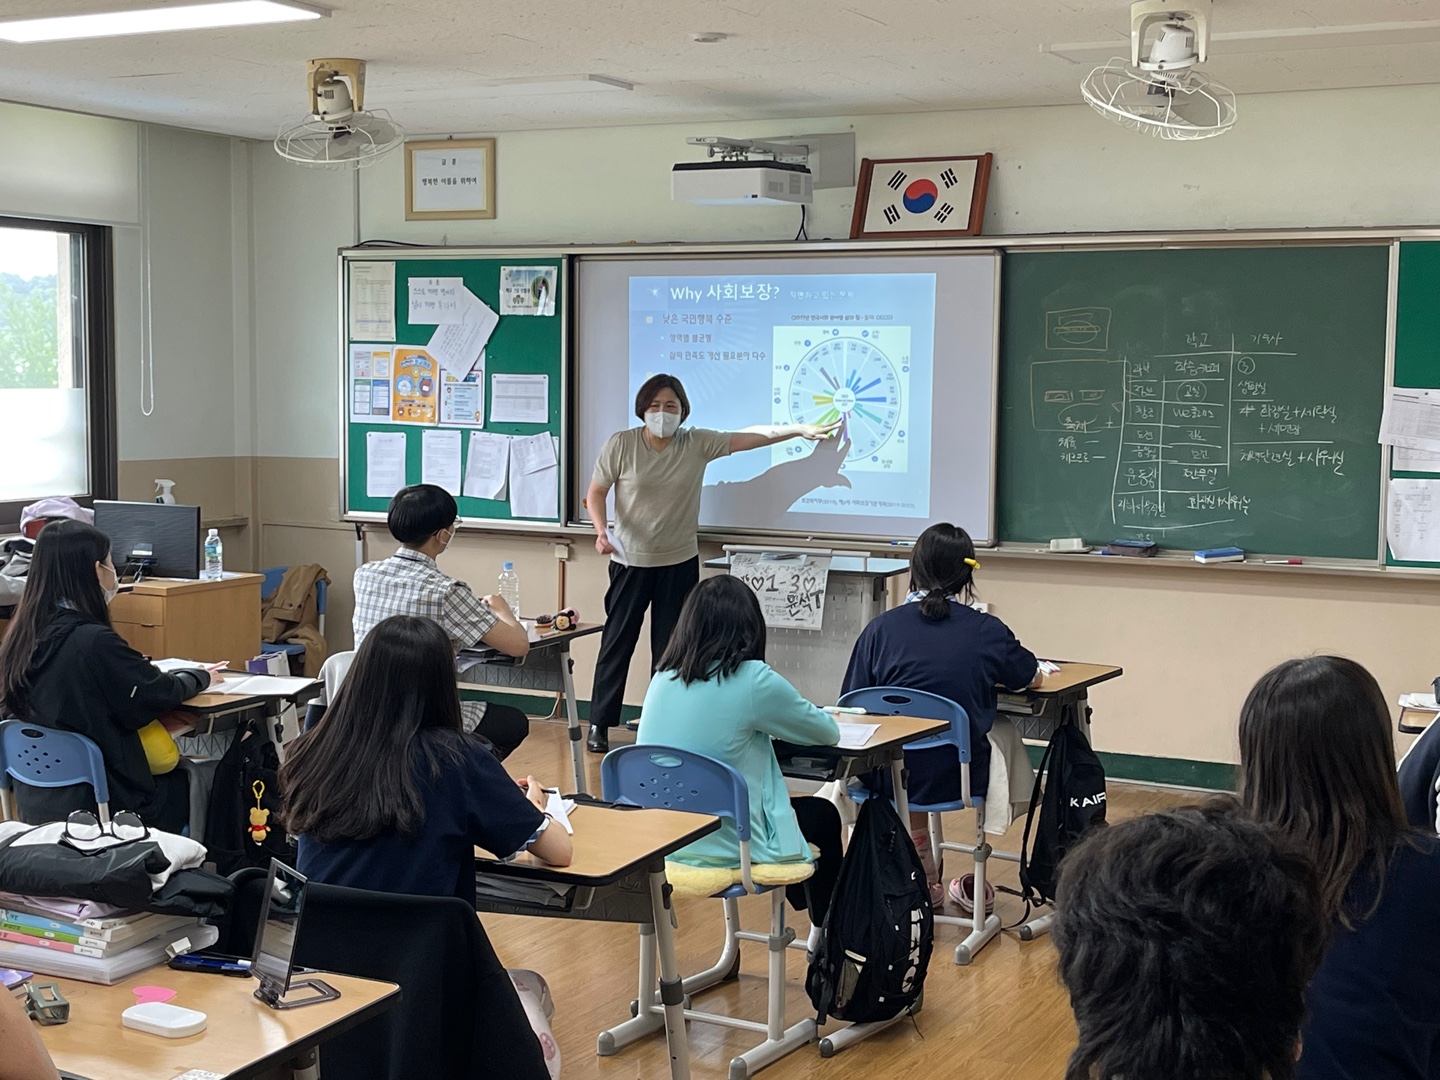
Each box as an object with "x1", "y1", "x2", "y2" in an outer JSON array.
[
  {"x1": 0, "y1": 719, "x2": 111, "y2": 822},
  {"x1": 837, "y1": 686, "x2": 968, "y2": 761}
]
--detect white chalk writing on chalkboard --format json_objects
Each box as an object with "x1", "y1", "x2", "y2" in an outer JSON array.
[{"x1": 729, "y1": 553, "x2": 832, "y2": 631}]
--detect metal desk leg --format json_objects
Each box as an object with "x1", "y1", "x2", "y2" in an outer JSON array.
[
  {"x1": 818, "y1": 750, "x2": 920, "y2": 1057},
  {"x1": 559, "y1": 645, "x2": 589, "y2": 796},
  {"x1": 595, "y1": 866, "x2": 690, "y2": 1079}
]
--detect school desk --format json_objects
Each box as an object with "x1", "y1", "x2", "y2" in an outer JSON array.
[
  {"x1": 1400, "y1": 698, "x2": 1439, "y2": 734},
  {"x1": 473, "y1": 801, "x2": 719, "y2": 1080},
  {"x1": 38, "y1": 967, "x2": 398, "y2": 1080},
  {"x1": 109, "y1": 573, "x2": 263, "y2": 666},
  {"x1": 457, "y1": 621, "x2": 604, "y2": 796}
]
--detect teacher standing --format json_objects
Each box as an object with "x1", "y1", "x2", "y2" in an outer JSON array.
[{"x1": 585, "y1": 373, "x2": 839, "y2": 752}]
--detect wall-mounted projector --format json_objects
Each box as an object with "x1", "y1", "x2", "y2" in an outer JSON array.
[{"x1": 671, "y1": 160, "x2": 814, "y2": 205}]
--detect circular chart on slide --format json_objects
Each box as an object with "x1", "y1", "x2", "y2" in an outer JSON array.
[{"x1": 786, "y1": 336, "x2": 903, "y2": 462}]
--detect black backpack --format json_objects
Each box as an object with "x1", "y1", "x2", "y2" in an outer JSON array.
[
  {"x1": 1017, "y1": 722, "x2": 1107, "y2": 906},
  {"x1": 202, "y1": 716, "x2": 295, "y2": 876},
  {"x1": 806, "y1": 786, "x2": 933, "y2": 1024}
]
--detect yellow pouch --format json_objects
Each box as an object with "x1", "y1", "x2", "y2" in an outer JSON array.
[{"x1": 137, "y1": 719, "x2": 180, "y2": 775}]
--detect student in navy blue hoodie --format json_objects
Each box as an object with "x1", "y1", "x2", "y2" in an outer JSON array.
[
  {"x1": 1240, "y1": 656, "x2": 1440, "y2": 1080},
  {"x1": 842, "y1": 522, "x2": 1041, "y2": 907},
  {"x1": 0, "y1": 520, "x2": 214, "y2": 831}
]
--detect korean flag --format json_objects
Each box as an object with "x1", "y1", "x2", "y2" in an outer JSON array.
[{"x1": 861, "y1": 158, "x2": 979, "y2": 234}]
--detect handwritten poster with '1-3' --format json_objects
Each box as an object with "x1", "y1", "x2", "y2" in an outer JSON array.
[{"x1": 729, "y1": 553, "x2": 832, "y2": 631}]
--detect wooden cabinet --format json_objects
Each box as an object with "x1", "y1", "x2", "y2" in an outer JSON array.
[{"x1": 109, "y1": 573, "x2": 262, "y2": 663}]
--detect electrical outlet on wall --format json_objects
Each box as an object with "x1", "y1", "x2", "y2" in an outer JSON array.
[
  {"x1": 553, "y1": 544, "x2": 570, "y2": 561},
  {"x1": 972, "y1": 601, "x2": 991, "y2": 614}
]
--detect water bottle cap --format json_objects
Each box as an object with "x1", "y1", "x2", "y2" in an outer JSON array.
[
  {"x1": 502, "y1": 561, "x2": 514, "y2": 571},
  {"x1": 207, "y1": 529, "x2": 219, "y2": 538}
]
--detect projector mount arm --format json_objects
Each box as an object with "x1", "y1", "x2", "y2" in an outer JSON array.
[{"x1": 685, "y1": 136, "x2": 810, "y2": 165}]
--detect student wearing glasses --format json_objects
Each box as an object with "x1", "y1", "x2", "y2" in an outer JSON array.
[
  {"x1": 353, "y1": 484, "x2": 532, "y2": 759},
  {"x1": 0, "y1": 520, "x2": 216, "y2": 832}
]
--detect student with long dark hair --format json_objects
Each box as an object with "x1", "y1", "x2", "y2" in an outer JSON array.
[
  {"x1": 0, "y1": 520, "x2": 214, "y2": 831},
  {"x1": 1053, "y1": 801, "x2": 1329, "y2": 1080},
  {"x1": 283, "y1": 615, "x2": 570, "y2": 905},
  {"x1": 1239, "y1": 656, "x2": 1440, "y2": 1079},
  {"x1": 636, "y1": 575, "x2": 841, "y2": 948},
  {"x1": 841, "y1": 521, "x2": 1041, "y2": 907}
]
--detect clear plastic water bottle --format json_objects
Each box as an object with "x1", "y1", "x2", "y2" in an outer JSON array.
[
  {"x1": 498, "y1": 561, "x2": 520, "y2": 618},
  {"x1": 203, "y1": 529, "x2": 223, "y2": 580}
]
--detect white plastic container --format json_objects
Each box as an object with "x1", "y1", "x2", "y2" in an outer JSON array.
[
  {"x1": 203, "y1": 529, "x2": 223, "y2": 580},
  {"x1": 121, "y1": 1001, "x2": 208, "y2": 1038}
]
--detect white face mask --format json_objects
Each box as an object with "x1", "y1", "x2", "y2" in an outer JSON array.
[
  {"x1": 645, "y1": 411, "x2": 681, "y2": 439},
  {"x1": 99, "y1": 564, "x2": 118, "y2": 605}
]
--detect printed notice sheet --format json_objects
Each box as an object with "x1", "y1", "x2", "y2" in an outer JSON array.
[
  {"x1": 490, "y1": 373, "x2": 549, "y2": 424},
  {"x1": 499, "y1": 265, "x2": 556, "y2": 316},
  {"x1": 366, "y1": 432, "x2": 407, "y2": 499},
  {"x1": 509, "y1": 435, "x2": 558, "y2": 519},
  {"x1": 426, "y1": 291, "x2": 498, "y2": 381},
  {"x1": 1388, "y1": 477, "x2": 1440, "y2": 561},
  {"x1": 463, "y1": 431, "x2": 510, "y2": 500},
  {"x1": 421, "y1": 429, "x2": 463, "y2": 495},
  {"x1": 1380, "y1": 387, "x2": 1440, "y2": 452},
  {"x1": 349, "y1": 344, "x2": 392, "y2": 421},
  {"x1": 349, "y1": 262, "x2": 395, "y2": 341},
  {"x1": 440, "y1": 366, "x2": 485, "y2": 427}
]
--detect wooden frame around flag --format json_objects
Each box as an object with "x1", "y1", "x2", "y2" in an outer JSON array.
[{"x1": 849, "y1": 153, "x2": 993, "y2": 240}]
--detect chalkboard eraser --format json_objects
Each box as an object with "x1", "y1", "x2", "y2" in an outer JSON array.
[
  {"x1": 1107, "y1": 539, "x2": 1158, "y2": 557},
  {"x1": 1049, "y1": 538, "x2": 1092, "y2": 553},
  {"x1": 1194, "y1": 547, "x2": 1245, "y2": 563}
]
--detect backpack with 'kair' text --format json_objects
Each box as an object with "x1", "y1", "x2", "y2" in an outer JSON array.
[
  {"x1": 1018, "y1": 721, "x2": 1107, "y2": 906},
  {"x1": 806, "y1": 787, "x2": 933, "y2": 1024}
]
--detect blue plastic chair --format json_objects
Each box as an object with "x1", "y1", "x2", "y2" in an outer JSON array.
[
  {"x1": 601, "y1": 745, "x2": 816, "y2": 1077},
  {"x1": 838, "y1": 686, "x2": 1002, "y2": 965},
  {"x1": 0, "y1": 719, "x2": 111, "y2": 824},
  {"x1": 260, "y1": 567, "x2": 328, "y2": 666}
]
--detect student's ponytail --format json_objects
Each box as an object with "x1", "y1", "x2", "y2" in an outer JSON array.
[{"x1": 908, "y1": 522, "x2": 979, "y2": 622}]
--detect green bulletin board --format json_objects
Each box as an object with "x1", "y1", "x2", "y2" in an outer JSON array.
[
  {"x1": 341, "y1": 251, "x2": 565, "y2": 527},
  {"x1": 1388, "y1": 241, "x2": 1440, "y2": 567}
]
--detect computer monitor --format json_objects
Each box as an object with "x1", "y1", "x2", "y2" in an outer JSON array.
[
  {"x1": 93, "y1": 500, "x2": 201, "y2": 580},
  {"x1": 250, "y1": 859, "x2": 338, "y2": 1009}
]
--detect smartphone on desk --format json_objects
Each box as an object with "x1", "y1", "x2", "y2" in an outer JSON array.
[{"x1": 167, "y1": 951, "x2": 252, "y2": 977}]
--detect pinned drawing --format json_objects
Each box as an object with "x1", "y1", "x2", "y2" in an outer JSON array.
[{"x1": 1046, "y1": 307, "x2": 1112, "y2": 352}]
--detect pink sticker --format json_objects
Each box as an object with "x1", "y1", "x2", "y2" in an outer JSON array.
[{"x1": 133, "y1": 985, "x2": 177, "y2": 1004}]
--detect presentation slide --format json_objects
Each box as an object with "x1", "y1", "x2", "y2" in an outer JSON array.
[
  {"x1": 629, "y1": 272, "x2": 935, "y2": 520},
  {"x1": 575, "y1": 253, "x2": 999, "y2": 542}
]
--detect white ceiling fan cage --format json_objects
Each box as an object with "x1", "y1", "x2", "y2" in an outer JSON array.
[
  {"x1": 1081, "y1": 62, "x2": 1237, "y2": 140},
  {"x1": 274, "y1": 58, "x2": 405, "y2": 168}
]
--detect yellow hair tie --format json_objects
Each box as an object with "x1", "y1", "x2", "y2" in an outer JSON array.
[{"x1": 964, "y1": 557, "x2": 980, "y2": 569}]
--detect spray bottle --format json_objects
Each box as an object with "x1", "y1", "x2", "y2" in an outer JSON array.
[{"x1": 154, "y1": 479, "x2": 177, "y2": 505}]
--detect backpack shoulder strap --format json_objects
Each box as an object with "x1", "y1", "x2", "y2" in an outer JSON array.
[{"x1": 1017, "y1": 731, "x2": 1059, "y2": 899}]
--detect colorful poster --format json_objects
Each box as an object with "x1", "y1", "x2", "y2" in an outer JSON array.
[
  {"x1": 391, "y1": 347, "x2": 440, "y2": 425},
  {"x1": 349, "y1": 344, "x2": 392, "y2": 421},
  {"x1": 440, "y1": 366, "x2": 485, "y2": 427}
]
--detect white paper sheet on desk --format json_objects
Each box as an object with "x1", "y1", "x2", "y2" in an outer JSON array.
[
  {"x1": 152, "y1": 658, "x2": 212, "y2": 673},
  {"x1": 1387, "y1": 478, "x2": 1440, "y2": 561},
  {"x1": 209, "y1": 675, "x2": 316, "y2": 696},
  {"x1": 544, "y1": 791, "x2": 576, "y2": 834},
  {"x1": 836, "y1": 722, "x2": 880, "y2": 750},
  {"x1": 1400, "y1": 693, "x2": 1440, "y2": 711}
]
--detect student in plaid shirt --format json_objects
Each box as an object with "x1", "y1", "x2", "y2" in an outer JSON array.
[{"x1": 354, "y1": 485, "x2": 531, "y2": 759}]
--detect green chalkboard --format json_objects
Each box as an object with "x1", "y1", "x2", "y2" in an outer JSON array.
[
  {"x1": 1388, "y1": 241, "x2": 1440, "y2": 567},
  {"x1": 997, "y1": 246, "x2": 1390, "y2": 559},
  {"x1": 342, "y1": 253, "x2": 565, "y2": 525}
]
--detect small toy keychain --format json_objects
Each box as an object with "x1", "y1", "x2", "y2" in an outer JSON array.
[{"x1": 248, "y1": 780, "x2": 271, "y2": 845}]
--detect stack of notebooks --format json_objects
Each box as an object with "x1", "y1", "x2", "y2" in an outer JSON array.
[{"x1": 0, "y1": 897, "x2": 217, "y2": 985}]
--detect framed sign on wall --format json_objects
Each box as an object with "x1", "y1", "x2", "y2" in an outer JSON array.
[
  {"x1": 405, "y1": 138, "x2": 496, "y2": 220},
  {"x1": 850, "y1": 153, "x2": 993, "y2": 239}
]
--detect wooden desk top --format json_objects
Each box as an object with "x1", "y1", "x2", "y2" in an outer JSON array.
[
  {"x1": 853, "y1": 713, "x2": 950, "y2": 753},
  {"x1": 1032, "y1": 662, "x2": 1124, "y2": 696},
  {"x1": 529, "y1": 621, "x2": 603, "y2": 645},
  {"x1": 476, "y1": 802, "x2": 719, "y2": 887},
  {"x1": 182, "y1": 672, "x2": 319, "y2": 712},
  {"x1": 41, "y1": 968, "x2": 397, "y2": 1080},
  {"x1": 120, "y1": 572, "x2": 264, "y2": 597}
]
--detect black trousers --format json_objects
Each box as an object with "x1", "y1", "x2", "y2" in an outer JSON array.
[
  {"x1": 476, "y1": 702, "x2": 530, "y2": 761},
  {"x1": 589, "y1": 557, "x2": 699, "y2": 731},
  {"x1": 786, "y1": 796, "x2": 843, "y2": 924}
]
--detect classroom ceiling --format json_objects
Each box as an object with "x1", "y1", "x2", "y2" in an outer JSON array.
[{"x1": 0, "y1": 0, "x2": 1438, "y2": 139}]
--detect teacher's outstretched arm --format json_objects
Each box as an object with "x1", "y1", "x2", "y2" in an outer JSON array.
[
  {"x1": 587, "y1": 478, "x2": 617, "y2": 556},
  {"x1": 729, "y1": 419, "x2": 842, "y2": 454}
]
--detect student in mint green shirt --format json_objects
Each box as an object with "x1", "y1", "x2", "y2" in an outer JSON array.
[{"x1": 637, "y1": 575, "x2": 842, "y2": 941}]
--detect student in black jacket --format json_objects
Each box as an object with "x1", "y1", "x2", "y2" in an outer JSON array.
[{"x1": 0, "y1": 520, "x2": 215, "y2": 831}]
